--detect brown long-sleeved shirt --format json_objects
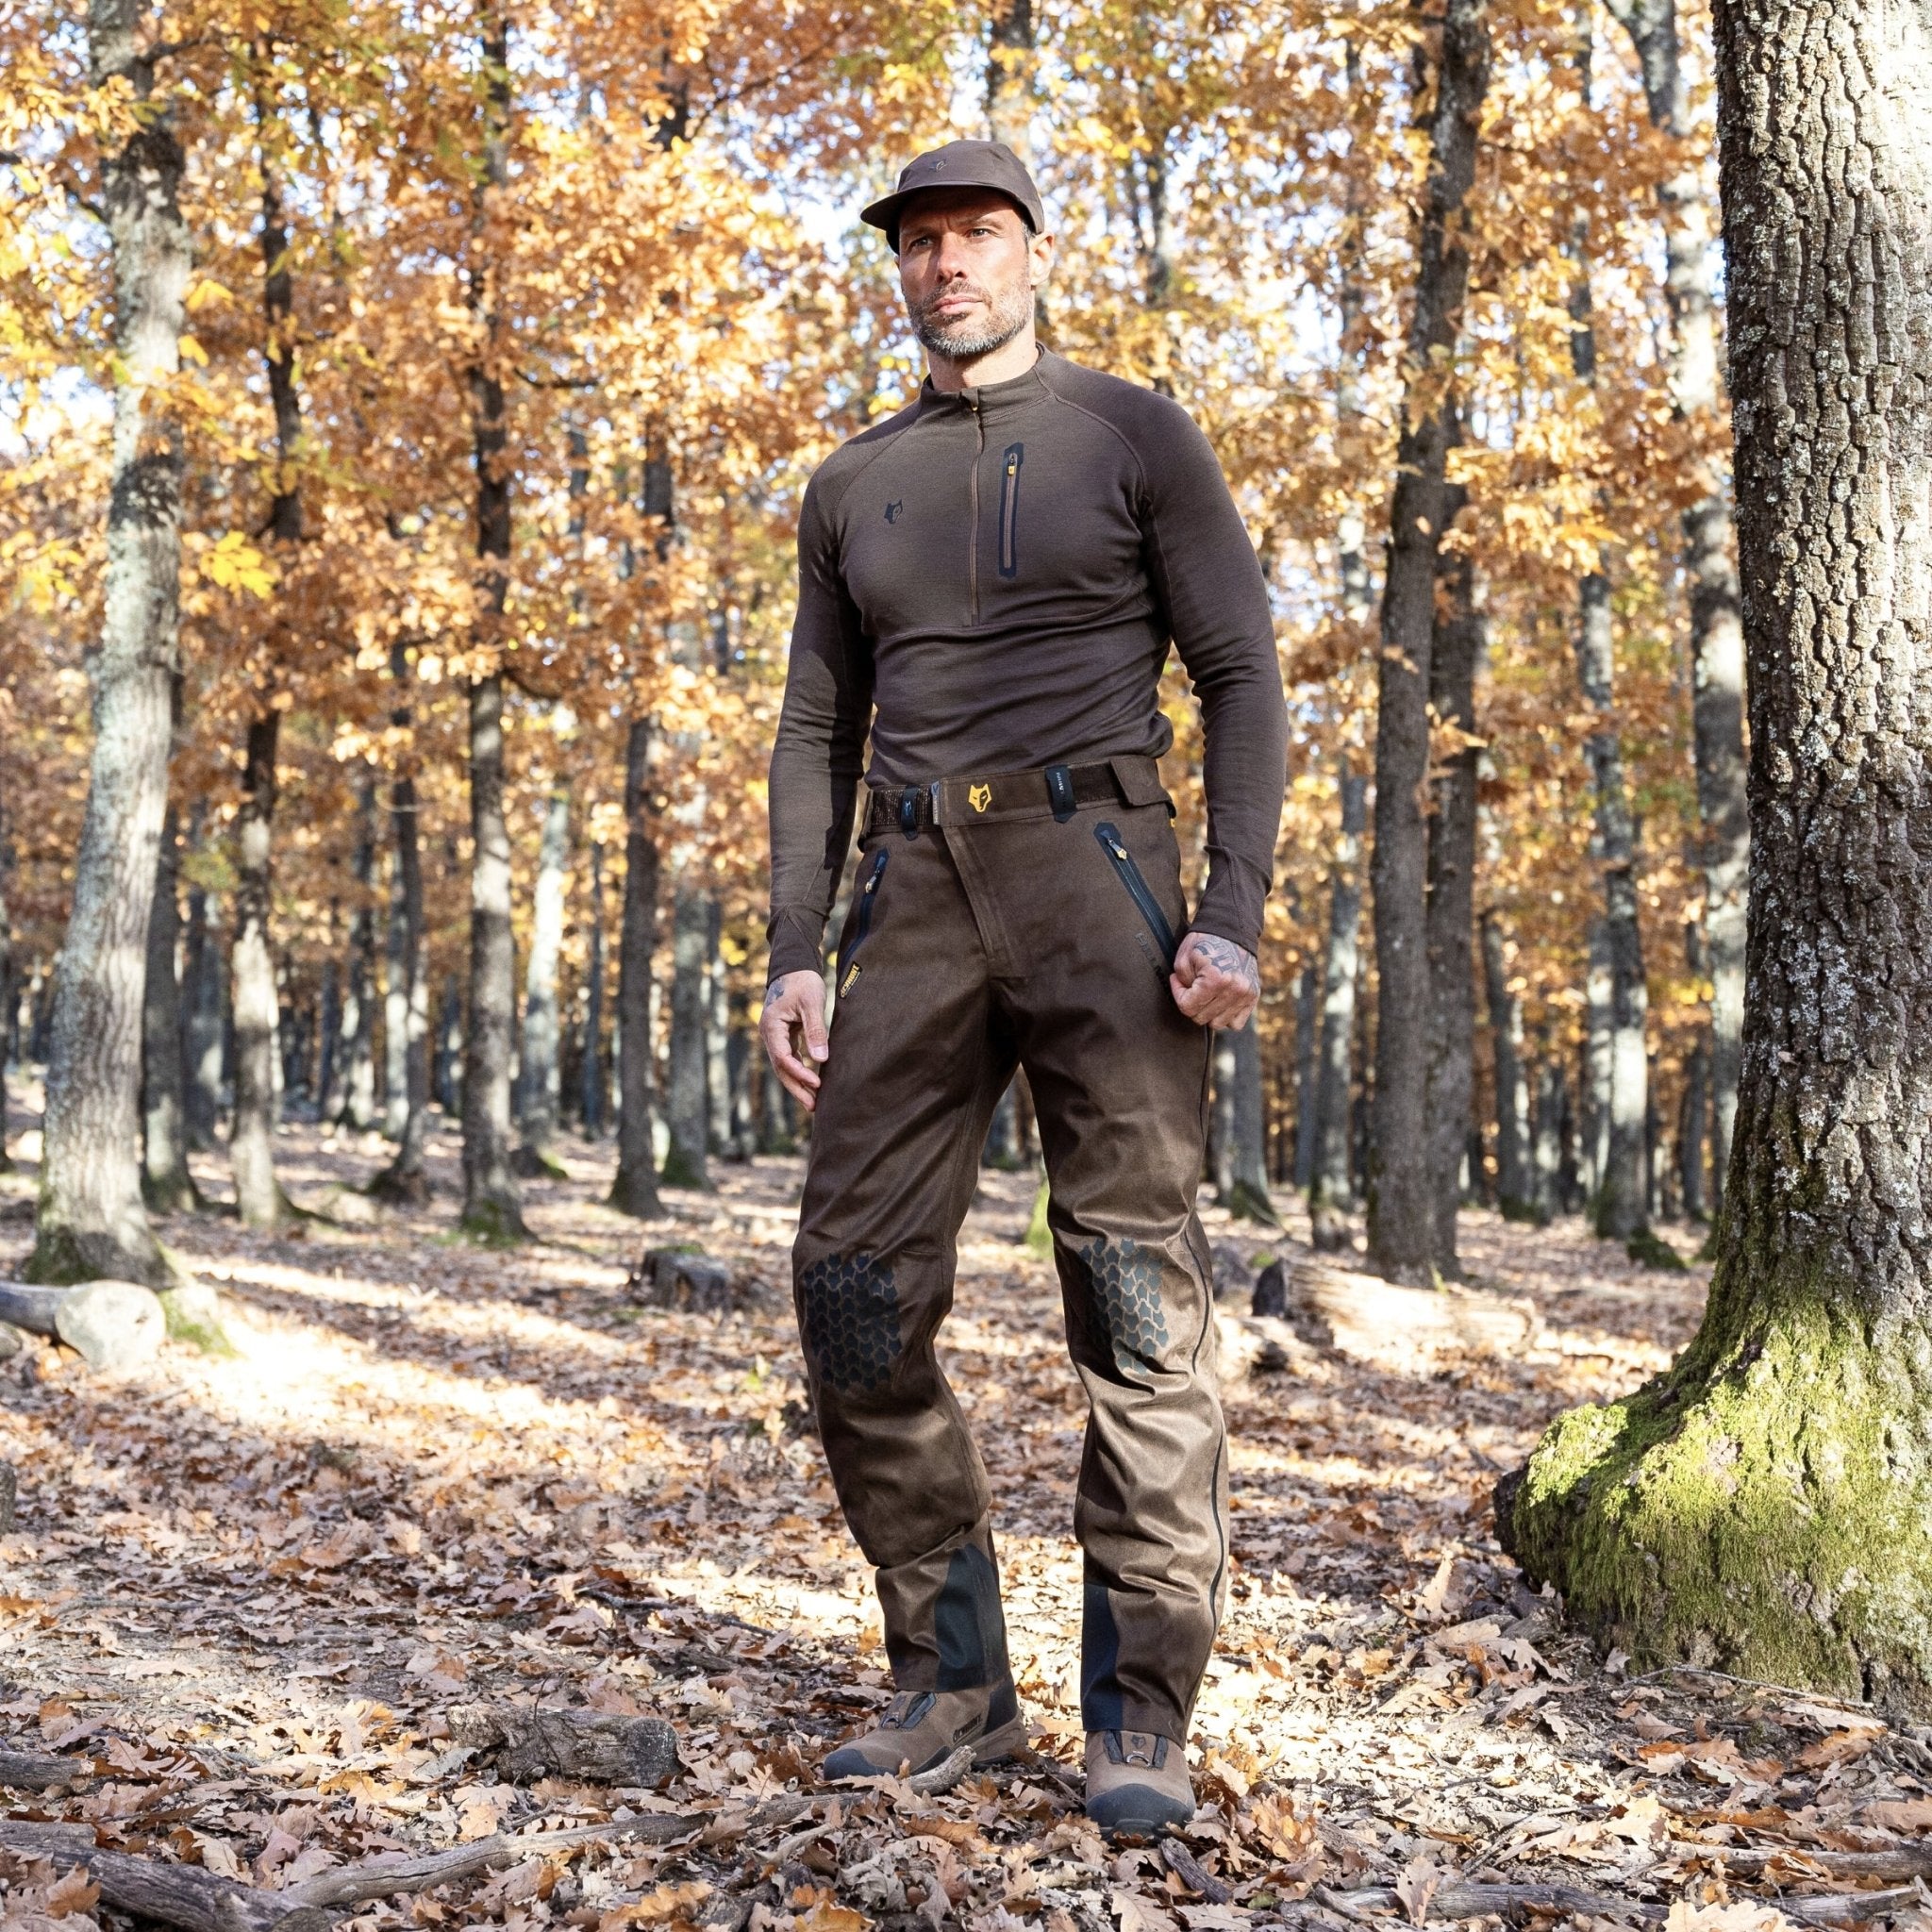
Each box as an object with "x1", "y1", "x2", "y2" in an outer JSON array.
[{"x1": 766, "y1": 348, "x2": 1287, "y2": 981}]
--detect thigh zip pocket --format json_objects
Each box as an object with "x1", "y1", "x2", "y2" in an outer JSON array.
[
  {"x1": 1094, "y1": 821, "x2": 1177, "y2": 974},
  {"x1": 838, "y1": 848, "x2": 890, "y2": 996}
]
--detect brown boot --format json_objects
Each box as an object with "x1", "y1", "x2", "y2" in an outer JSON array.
[
  {"x1": 1084, "y1": 1729, "x2": 1195, "y2": 1835},
  {"x1": 822, "y1": 1682, "x2": 1025, "y2": 1781}
]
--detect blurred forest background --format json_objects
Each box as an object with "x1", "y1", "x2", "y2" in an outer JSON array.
[{"x1": 0, "y1": 0, "x2": 1740, "y2": 1274}]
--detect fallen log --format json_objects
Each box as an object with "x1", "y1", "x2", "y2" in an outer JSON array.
[
  {"x1": 0, "y1": 1749, "x2": 82, "y2": 1791},
  {"x1": 447, "y1": 1705, "x2": 680, "y2": 1787},
  {"x1": 0, "y1": 1279, "x2": 166, "y2": 1372},
  {"x1": 280, "y1": 1795, "x2": 813, "y2": 1910},
  {"x1": 0, "y1": 1821, "x2": 330, "y2": 1932},
  {"x1": 1291, "y1": 1258, "x2": 1535, "y2": 1366},
  {"x1": 1314, "y1": 1880, "x2": 1662, "y2": 1924},
  {"x1": 1716, "y1": 1846, "x2": 1932, "y2": 1883}
]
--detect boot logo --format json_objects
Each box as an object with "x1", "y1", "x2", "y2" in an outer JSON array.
[{"x1": 968, "y1": 783, "x2": 991, "y2": 813}]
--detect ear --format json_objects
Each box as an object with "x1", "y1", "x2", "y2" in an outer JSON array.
[{"x1": 1028, "y1": 229, "x2": 1057, "y2": 284}]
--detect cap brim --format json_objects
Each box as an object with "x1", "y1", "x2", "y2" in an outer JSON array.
[{"x1": 858, "y1": 185, "x2": 1037, "y2": 246}]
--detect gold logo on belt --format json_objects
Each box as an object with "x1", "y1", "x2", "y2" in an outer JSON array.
[{"x1": 968, "y1": 782, "x2": 991, "y2": 813}]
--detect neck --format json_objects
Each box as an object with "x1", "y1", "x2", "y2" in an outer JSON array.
[{"x1": 925, "y1": 326, "x2": 1040, "y2": 394}]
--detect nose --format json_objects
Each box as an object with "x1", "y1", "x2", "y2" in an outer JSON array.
[{"x1": 930, "y1": 229, "x2": 973, "y2": 280}]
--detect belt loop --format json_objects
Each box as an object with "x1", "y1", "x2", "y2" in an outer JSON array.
[
  {"x1": 1045, "y1": 762, "x2": 1076, "y2": 823},
  {"x1": 897, "y1": 785, "x2": 922, "y2": 840}
]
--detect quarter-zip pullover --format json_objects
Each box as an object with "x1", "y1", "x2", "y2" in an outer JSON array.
[{"x1": 766, "y1": 348, "x2": 1287, "y2": 981}]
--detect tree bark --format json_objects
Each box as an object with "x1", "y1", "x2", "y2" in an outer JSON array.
[
  {"x1": 339, "y1": 774, "x2": 378, "y2": 1130},
  {"x1": 514, "y1": 783, "x2": 569, "y2": 1175},
  {"x1": 609, "y1": 718, "x2": 664, "y2": 1217},
  {"x1": 1481, "y1": 910, "x2": 1534, "y2": 1220},
  {"x1": 1291, "y1": 958, "x2": 1321, "y2": 1191},
  {"x1": 987, "y1": 0, "x2": 1033, "y2": 153},
  {"x1": 370, "y1": 648, "x2": 430, "y2": 1202},
  {"x1": 179, "y1": 813, "x2": 222, "y2": 1153},
  {"x1": 455, "y1": 5, "x2": 524, "y2": 1242},
  {"x1": 142, "y1": 807, "x2": 197, "y2": 1212},
  {"x1": 1532, "y1": 1045, "x2": 1565, "y2": 1222},
  {"x1": 1504, "y1": 0, "x2": 1932, "y2": 1702},
  {"x1": 1680, "y1": 1034, "x2": 1708, "y2": 1222},
  {"x1": 229, "y1": 712, "x2": 293, "y2": 1226},
  {"x1": 1310, "y1": 767, "x2": 1367, "y2": 1249},
  {"x1": 663, "y1": 876, "x2": 711, "y2": 1189},
  {"x1": 1365, "y1": 0, "x2": 1491, "y2": 1285},
  {"x1": 1599, "y1": 0, "x2": 1748, "y2": 1215},
  {"x1": 1223, "y1": 1024, "x2": 1277, "y2": 1224},
  {"x1": 28, "y1": 5, "x2": 188, "y2": 1288},
  {"x1": 579, "y1": 841, "x2": 607, "y2": 1137},
  {"x1": 1424, "y1": 543, "x2": 1481, "y2": 1277},
  {"x1": 704, "y1": 895, "x2": 732, "y2": 1156}
]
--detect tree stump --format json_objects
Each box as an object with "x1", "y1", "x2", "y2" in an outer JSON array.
[
  {"x1": 1290, "y1": 1257, "x2": 1534, "y2": 1366},
  {"x1": 627, "y1": 1246, "x2": 736, "y2": 1314}
]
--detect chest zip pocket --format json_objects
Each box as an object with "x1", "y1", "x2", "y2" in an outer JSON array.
[
  {"x1": 997, "y1": 442, "x2": 1024, "y2": 579},
  {"x1": 838, "y1": 849, "x2": 890, "y2": 997},
  {"x1": 1095, "y1": 822, "x2": 1177, "y2": 978}
]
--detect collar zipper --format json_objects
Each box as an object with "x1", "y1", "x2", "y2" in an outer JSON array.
[{"x1": 968, "y1": 397, "x2": 982, "y2": 626}]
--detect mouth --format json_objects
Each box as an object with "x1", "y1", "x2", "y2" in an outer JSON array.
[{"x1": 928, "y1": 291, "x2": 984, "y2": 318}]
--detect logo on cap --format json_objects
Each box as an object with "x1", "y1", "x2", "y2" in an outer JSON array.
[{"x1": 884, "y1": 500, "x2": 903, "y2": 524}]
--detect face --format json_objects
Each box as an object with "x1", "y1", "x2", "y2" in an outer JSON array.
[{"x1": 895, "y1": 189, "x2": 1054, "y2": 363}]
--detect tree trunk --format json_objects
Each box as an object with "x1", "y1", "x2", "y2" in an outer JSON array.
[
  {"x1": 580, "y1": 841, "x2": 607, "y2": 1138},
  {"x1": 1582, "y1": 917, "x2": 1613, "y2": 1199},
  {"x1": 455, "y1": 4, "x2": 523, "y2": 1244},
  {"x1": 339, "y1": 774, "x2": 378, "y2": 1131},
  {"x1": 371, "y1": 647, "x2": 430, "y2": 1202},
  {"x1": 227, "y1": 711, "x2": 292, "y2": 1227},
  {"x1": 983, "y1": 1082, "x2": 1023, "y2": 1169},
  {"x1": 142, "y1": 808, "x2": 197, "y2": 1213},
  {"x1": 1576, "y1": 583, "x2": 1651, "y2": 1241},
  {"x1": 436, "y1": 975, "x2": 461, "y2": 1114},
  {"x1": 609, "y1": 719, "x2": 664, "y2": 1217},
  {"x1": 1365, "y1": 0, "x2": 1491, "y2": 1285},
  {"x1": 1680, "y1": 1034, "x2": 1708, "y2": 1223},
  {"x1": 1209, "y1": 1031, "x2": 1236, "y2": 1198},
  {"x1": 1481, "y1": 911, "x2": 1535, "y2": 1220},
  {"x1": 663, "y1": 877, "x2": 711, "y2": 1189},
  {"x1": 180, "y1": 817, "x2": 222, "y2": 1153},
  {"x1": 1600, "y1": 0, "x2": 1747, "y2": 1216},
  {"x1": 1532, "y1": 1046, "x2": 1565, "y2": 1222},
  {"x1": 27, "y1": 7, "x2": 188, "y2": 1287},
  {"x1": 759, "y1": 1054, "x2": 794, "y2": 1155},
  {"x1": 514, "y1": 782, "x2": 569, "y2": 1176},
  {"x1": 704, "y1": 895, "x2": 732, "y2": 1157},
  {"x1": 1224, "y1": 1024, "x2": 1277, "y2": 1224},
  {"x1": 987, "y1": 0, "x2": 1032, "y2": 153},
  {"x1": 1291, "y1": 958, "x2": 1321, "y2": 1191},
  {"x1": 1424, "y1": 544, "x2": 1481, "y2": 1277},
  {"x1": 1505, "y1": 0, "x2": 1932, "y2": 1701},
  {"x1": 461, "y1": 674, "x2": 523, "y2": 1237},
  {"x1": 1310, "y1": 767, "x2": 1367, "y2": 1250}
]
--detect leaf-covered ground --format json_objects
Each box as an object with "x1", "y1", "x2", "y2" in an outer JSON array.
[{"x1": 5, "y1": 1115, "x2": 1931, "y2": 1932}]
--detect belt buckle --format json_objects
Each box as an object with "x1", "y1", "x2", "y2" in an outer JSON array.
[{"x1": 898, "y1": 785, "x2": 923, "y2": 840}]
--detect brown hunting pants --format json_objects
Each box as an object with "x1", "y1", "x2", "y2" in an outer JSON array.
[{"x1": 791, "y1": 756, "x2": 1228, "y2": 1746}]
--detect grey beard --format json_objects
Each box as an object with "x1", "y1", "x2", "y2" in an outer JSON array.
[{"x1": 912, "y1": 278, "x2": 1033, "y2": 362}]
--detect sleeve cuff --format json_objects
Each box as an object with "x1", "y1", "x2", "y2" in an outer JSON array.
[
  {"x1": 765, "y1": 907, "x2": 829, "y2": 983},
  {"x1": 1186, "y1": 887, "x2": 1263, "y2": 959}
]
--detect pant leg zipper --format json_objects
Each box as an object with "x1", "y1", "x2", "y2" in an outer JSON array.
[
  {"x1": 1094, "y1": 822, "x2": 1177, "y2": 972},
  {"x1": 839, "y1": 849, "x2": 890, "y2": 996}
]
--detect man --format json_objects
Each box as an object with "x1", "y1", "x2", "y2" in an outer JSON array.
[{"x1": 761, "y1": 139, "x2": 1287, "y2": 1834}]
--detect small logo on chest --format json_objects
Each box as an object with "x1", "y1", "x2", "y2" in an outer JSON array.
[{"x1": 883, "y1": 500, "x2": 904, "y2": 524}]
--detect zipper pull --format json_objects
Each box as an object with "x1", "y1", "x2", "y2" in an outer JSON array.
[
  {"x1": 1107, "y1": 834, "x2": 1128, "y2": 861},
  {"x1": 840, "y1": 962, "x2": 862, "y2": 996}
]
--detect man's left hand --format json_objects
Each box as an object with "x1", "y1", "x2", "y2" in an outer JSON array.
[{"x1": 1171, "y1": 931, "x2": 1259, "y2": 1031}]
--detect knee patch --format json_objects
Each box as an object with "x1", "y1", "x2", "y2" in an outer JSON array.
[
  {"x1": 1078, "y1": 1236, "x2": 1172, "y2": 1377},
  {"x1": 796, "y1": 1252, "x2": 902, "y2": 1394}
]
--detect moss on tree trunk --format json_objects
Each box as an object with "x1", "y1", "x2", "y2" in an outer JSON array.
[{"x1": 1503, "y1": 0, "x2": 1932, "y2": 1708}]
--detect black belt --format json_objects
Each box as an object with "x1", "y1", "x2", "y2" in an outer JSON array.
[{"x1": 861, "y1": 755, "x2": 1169, "y2": 840}]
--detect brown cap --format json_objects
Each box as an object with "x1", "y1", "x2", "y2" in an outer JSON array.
[{"x1": 860, "y1": 140, "x2": 1045, "y2": 251}]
